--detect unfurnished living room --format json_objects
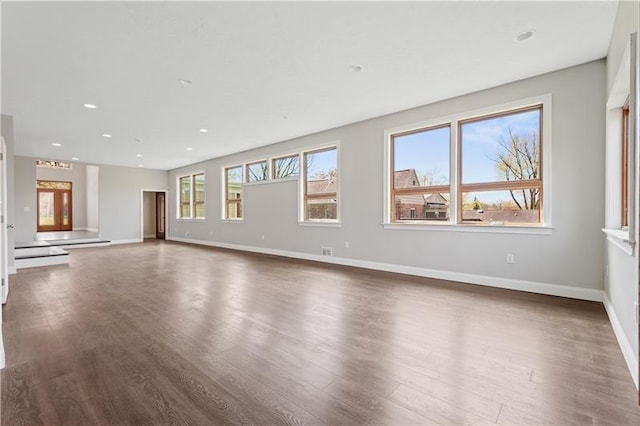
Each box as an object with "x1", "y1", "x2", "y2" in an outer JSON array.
[{"x1": 1, "y1": 0, "x2": 640, "y2": 424}]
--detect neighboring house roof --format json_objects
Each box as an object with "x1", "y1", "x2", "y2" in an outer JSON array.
[
  {"x1": 307, "y1": 178, "x2": 336, "y2": 195},
  {"x1": 394, "y1": 169, "x2": 421, "y2": 188}
]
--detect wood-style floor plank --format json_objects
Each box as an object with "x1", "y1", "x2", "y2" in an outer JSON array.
[{"x1": 2, "y1": 240, "x2": 640, "y2": 425}]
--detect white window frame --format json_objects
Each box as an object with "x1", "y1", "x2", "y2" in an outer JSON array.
[
  {"x1": 383, "y1": 94, "x2": 552, "y2": 235},
  {"x1": 299, "y1": 142, "x2": 341, "y2": 226},
  {"x1": 176, "y1": 171, "x2": 206, "y2": 220},
  {"x1": 221, "y1": 164, "x2": 244, "y2": 221}
]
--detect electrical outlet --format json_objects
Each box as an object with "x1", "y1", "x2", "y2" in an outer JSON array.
[
  {"x1": 261, "y1": 235, "x2": 265, "y2": 240},
  {"x1": 506, "y1": 253, "x2": 514, "y2": 264},
  {"x1": 185, "y1": 231, "x2": 190, "y2": 237},
  {"x1": 321, "y1": 247, "x2": 333, "y2": 256},
  {"x1": 345, "y1": 241, "x2": 350, "y2": 248}
]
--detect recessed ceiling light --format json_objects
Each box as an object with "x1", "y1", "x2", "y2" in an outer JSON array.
[
  {"x1": 515, "y1": 30, "x2": 535, "y2": 42},
  {"x1": 186, "y1": 147, "x2": 193, "y2": 151},
  {"x1": 179, "y1": 79, "x2": 193, "y2": 86},
  {"x1": 102, "y1": 133, "x2": 112, "y2": 138},
  {"x1": 199, "y1": 128, "x2": 208, "y2": 133},
  {"x1": 281, "y1": 115, "x2": 288, "y2": 120},
  {"x1": 348, "y1": 65, "x2": 363, "y2": 73},
  {"x1": 51, "y1": 143, "x2": 61, "y2": 147},
  {"x1": 138, "y1": 164, "x2": 144, "y2": 168},
  {"x1": 136, "y1": 154, "x2": 143, "y2": 157},
  {"x1": 71, "y1": 157, "x2": 79, "y2": 161},
  {"x1": 135, "y1": 138, "x2": 143, "y2": 143},
  {"x1": 83, "y1": 103, "x2": 97, "y2": 109}
]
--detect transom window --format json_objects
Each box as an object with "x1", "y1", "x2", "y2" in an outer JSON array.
[
  {"x1": 224, "y1": 166, "x2": 243, "y2": 219},
  {"x1": 246, "y1": 160, "x2": 268, "y2": 182},
  {"x1": 272, "y1": 154, "x2": 300, "y2": 179},
  {"x1": 303, "y1": 147, "x2": 338, "y2": 221},
  {"x1": 177, "y1": 172, "x2": 206, "y2": 219},
  {"x1": 388, "y1": 99, "x2": 547, "y2": 226}
]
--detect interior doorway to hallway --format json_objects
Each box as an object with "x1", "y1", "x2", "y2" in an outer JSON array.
[{"x1": 142, "y1": 190, "x2": 167, "y2": 241}]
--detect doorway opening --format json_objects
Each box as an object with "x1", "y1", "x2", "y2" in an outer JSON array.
[
  {"x1": 37, "y1": 180, "x2": 72, "y2": 232},
  {"x1": 141, "y1": 190, "x2": 167, "y2": 241}
]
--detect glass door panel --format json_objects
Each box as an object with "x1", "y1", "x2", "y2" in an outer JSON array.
[{"x1": 38, "y1": 191, "x2": 56, "y2": 227}]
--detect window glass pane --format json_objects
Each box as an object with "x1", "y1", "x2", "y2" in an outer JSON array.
[
  {"x1": 306, "y1": 198, "x2": 337, "y2": 220},
  {"x1": 247, "y1": 161, "x2": 268, "y2": 182},
  {"x1": 38, "y1": 192, "x2": 55, "y2": 226},
  {"x1": 179, "y1": 176, "x2": 191, "y2": 203},
  {"x1": 394, "y1": 126, "x2": 450, "y2": 188},
  {"x1": 226, "y1": 166, "x2": 243, "y2": 219},
  {"x1": 462, "y1": 190, "x2": 540, "y2": 224},
  {"x1": 181, "y1": 204, "x2": 190, "y2": 218},
  {"x1": 194, "y1": 174, "x2": 205, "y2": 202},
  {"x1": 395, "y1": 193, "x2": 450, "y2": 221},
  {"x1": 37, "y1": 180, "x2": 71, "y2": 190},
  {"x1": 461, "y1": 108, "x2": 541, "y2": 184},
  {"x1": 306, "y1": 148, "x2": 337, "y2": 195},
  {"x1": 273, "y1": 155, "x2": 300, "y2": 178},
  {"x1": 194, "y1": 203, "x2": 205, "y2": 219},
  {"x1": 622, "y1": 104, "x2": 630, "y2": 227}
]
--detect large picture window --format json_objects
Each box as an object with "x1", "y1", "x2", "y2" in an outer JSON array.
[
  {"x1": 225, "y1": 166, "x2": 243, "y2": 219},
  {"x1": 303, "y1": 147, "x2": 338, "y2": 221},
  {"x1": 177, "y1": 172, "x2": 206, "y2": 219},
  {"x1": 459, "y1": 105, "x2": 542, "y2": 224},
  {"x1": 388, "y1": 99, "x2": 547, "y2": 227}
]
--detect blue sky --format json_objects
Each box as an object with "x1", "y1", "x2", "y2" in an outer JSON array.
[{"x1": 307, "y1": 148, "x2": 337, "y2": 179}]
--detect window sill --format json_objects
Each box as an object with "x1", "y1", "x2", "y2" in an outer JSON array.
[
  {"x1": 383, "y1": 222, "x2": 553, "y2": 235},
  {"x1": 221, "y1": 219, "x2": 244, "y2": 224},
  {"x1": 298, "y1": 221, "x2": 342, "y2": 228},
  {"x1": 602, "y1": 228, "x2": 634, "y2": 255}
]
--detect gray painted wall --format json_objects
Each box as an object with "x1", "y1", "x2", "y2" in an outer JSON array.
[
  {"x1": 604, "y1": 0, "x2": 639, "y2": 387},
  {"x1": 86, "y1": 165, "x2": 99, "y2": 232},
  {"x1": 1, "y1": 115, "x2": 16, "y2": 269},
  {"x1": 169, "y1": 60, "x2": 605, "y2": 294},
  {"x1": 99, "y1": 166, "x2": 167, "y2": 242},
  {"x1": 37, "y1": 162, "x2": 87, "y2": 230},
  {"x1": 13, "y1": 156, "x2": 37, "y2": 243},
  {"x1": 143, "y1": 191, "x2": 157, "y2": 237}
]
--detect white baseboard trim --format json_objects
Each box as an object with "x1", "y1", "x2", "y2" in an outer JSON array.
[
  {"x1": 603, "y1": 293, "x2": 639, "y2": 389},
  {"x1": 110, "y1": 239, "x2": 142, "y2": 245},
  {"x1": 144, "y1": 234, "x2": 156, "y2": 239},
  {"x1": 86, "y1": 227, "x2": 99, "y2": 233},
  {"x1": 72, "y1": 227, "x2": 88, "y2": 231},
  {"x1": 8, "y1": 266, "x2": 16, "y2": 275},
  {"x1": 168, "y1": 236, "x2": 603, "y2": 302}
]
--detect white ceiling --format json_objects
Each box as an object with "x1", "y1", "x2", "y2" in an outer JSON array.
[{"x1": 2, "y1": 1, "x2": 618, "y2": 170}]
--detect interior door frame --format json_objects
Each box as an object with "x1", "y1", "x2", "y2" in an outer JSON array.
[
  {"x1": 140, "y1": 189, "x2": 168, "y2": 242},
  {"x1": 0, "y1": 137, "x2": 7, "y2": 369},
  {"x1": 156, "y1": 191, "x2": 166, "y2": 240}
]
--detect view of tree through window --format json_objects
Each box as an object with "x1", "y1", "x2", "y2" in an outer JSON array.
[
  {"x1": 272, "y1": 154, "x2": 300, "y2": 178},
  {"x1": 177, "y1": 173, "x2": 206, "y2": 219},
  {"x1": 304, "y1": 147, "x2": 337, "y2": 220},
  {"x1": 246, "y1": 161, "x2": 268, "y2": 182},
  {"x1": 460, "y1": 106, "x2": 542, "y2": 224}
]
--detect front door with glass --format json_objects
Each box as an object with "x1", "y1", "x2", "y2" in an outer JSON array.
[{"x1": 37, "y1": 180, "x2": 72, "y2": 232}]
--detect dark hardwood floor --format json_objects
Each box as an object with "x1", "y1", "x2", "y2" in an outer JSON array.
[{"x1": 2, "y1": 240, "x2": 639, "y2": 425}]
